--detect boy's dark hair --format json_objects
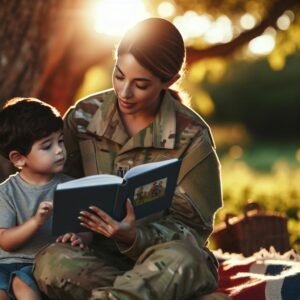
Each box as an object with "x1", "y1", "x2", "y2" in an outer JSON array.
[{"x1": 0, "y1": 98, "x2": 63, "y2": 159}]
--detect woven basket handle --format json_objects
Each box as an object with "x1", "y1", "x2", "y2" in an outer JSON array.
[
  {"x1": 224, "y1": 213, "x2": 237, "y2": 226},
  {"x1": 243, "y1": 201, "x2": 261, "y2": 217}
]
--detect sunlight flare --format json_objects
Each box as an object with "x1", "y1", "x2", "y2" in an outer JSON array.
[{"x1": 93, "y1": 0, "x2": 150, "y2": 37}]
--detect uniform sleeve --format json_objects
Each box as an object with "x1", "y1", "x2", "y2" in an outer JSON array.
[
  {"x1": 63, "y1": 108, "x2": 85, "y2": 178},
  {"x1": 117, "y1": 132, "x2": 223, "y2": 260},
  {"x1": 0, "y1": 189, "x2": 17, "y2": 228}
]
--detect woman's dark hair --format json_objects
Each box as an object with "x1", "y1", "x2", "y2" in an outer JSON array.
[
  {"x1": 116, "y1": 18, "x2": 185, "y2": 83},
  {"x1": 0, "y1": 98, "x2": 63, "y2": 159}
]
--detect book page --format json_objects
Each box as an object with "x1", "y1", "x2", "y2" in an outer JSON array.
[
  {"x1": 124, "y1": 158, "x2": 178, "y2": 179},
  {"x1": 56, "y1": 174, "x2": 123, "y2": 190}
]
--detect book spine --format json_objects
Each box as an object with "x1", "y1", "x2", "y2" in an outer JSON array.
[{"x1": 113, "y1": 183, "x2": 127, "y2": 221}]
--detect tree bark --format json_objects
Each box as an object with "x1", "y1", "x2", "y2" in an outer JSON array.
[{"x1": 0, "y1": 0, "x2": 79, "y2": 107}]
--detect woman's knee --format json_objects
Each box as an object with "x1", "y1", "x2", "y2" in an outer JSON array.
[
  {"x1": 140, "y1": 240, "x2": 205, "y2": 267},
  {"x1": 33, "y1": 242, "x2": 122, "y2": 297},
  {"x1": 139, "y1": 241, "x2": 218, "y2": 290},
  {"x1": 33, "y1": 243, "x2": 87, "y2": 287}
]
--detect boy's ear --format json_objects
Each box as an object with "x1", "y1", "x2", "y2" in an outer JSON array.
[
  {"x1": 8, "y1": 151, "x2": 26, "y2": 169},
  {"x1": 162, "y1": 74, "x2": 180, "y2": 90}
]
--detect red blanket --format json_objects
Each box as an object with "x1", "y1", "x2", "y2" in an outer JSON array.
[{"x1": 215, "y1": 249, "x2": 300, "y2": 300}]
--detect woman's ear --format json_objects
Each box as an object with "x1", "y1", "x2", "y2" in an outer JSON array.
[
  {"x1": 163, "y1": 74, "x2": 180, "y2": 90},
  {"x1": 8, "y1": 151, "x2": 26, "y2": 169}
]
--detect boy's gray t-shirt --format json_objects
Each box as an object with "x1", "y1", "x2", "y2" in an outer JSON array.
[{"x1": 0, "y1": 172, "x2": 71, "y2": 264}]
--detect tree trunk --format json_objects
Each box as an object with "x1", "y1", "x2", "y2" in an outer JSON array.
[{"x1": 0, "y1": 0, "x2": 77, "y2": 106}]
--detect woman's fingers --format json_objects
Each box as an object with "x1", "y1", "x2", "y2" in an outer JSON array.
[
  {"x1": 79, "y1": 210, "x2": 103, "y2": 225},
  {"x1": 78, "y1": 204, "x2": 136, "y2": 244},
  {"x1": 79, "y1": 213, "x2": 111, "y2": 236},
  {"x1": 89, "y1": 206, "x2": 116, "y2": 225},
  {"x1": 79, "y1": 207, "x2": 117, "y2": 228}
]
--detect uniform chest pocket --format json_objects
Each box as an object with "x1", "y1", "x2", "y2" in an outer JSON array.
[
  {"x1": 79, "y1": 139, "x2": 116, "y2": 175},
  {"x1": 79, "y1": 140, "x2": 99, "y2": 175}
]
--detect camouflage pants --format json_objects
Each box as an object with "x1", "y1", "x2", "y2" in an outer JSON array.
[{"x1": 33, "y1": 240, "x2": 218, "y2": 300}]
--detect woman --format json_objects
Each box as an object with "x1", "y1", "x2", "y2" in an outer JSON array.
[{"x1": 33, "y1": 18, "x2": 223, "y2": 300}]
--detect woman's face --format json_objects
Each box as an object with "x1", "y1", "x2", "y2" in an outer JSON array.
[{"x1": 113, "y1": 53, "x2": 168, "y2": 116}]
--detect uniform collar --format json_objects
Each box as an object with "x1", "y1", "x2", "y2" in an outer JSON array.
[
  {"x1": 86, "y1": 90, "x2": 128, "y2": 145},
  {"x1": 86, "y1": 89, "x2": 177, "y2": 151}
]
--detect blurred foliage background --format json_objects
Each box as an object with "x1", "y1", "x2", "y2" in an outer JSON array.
[{"x1": 0, "y1": 0, "x2": 299, "y2": 250}]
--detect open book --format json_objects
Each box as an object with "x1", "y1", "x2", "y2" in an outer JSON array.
[{"x1": 52, "y1": 158, "x2": 181, "y2": 235}]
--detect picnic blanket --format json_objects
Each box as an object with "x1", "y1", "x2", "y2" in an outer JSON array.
[{"x1": 215, "y1": 248, "x2": 300, "y2": 300}]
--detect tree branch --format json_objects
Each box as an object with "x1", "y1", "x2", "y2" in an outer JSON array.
[{"x1": 186, "y1": 0, "x2": 299, "y2": 64}]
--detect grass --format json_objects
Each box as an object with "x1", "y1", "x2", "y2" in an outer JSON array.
[{"x1": 212, "y1": 141, "x2": 300, "y2": 251}]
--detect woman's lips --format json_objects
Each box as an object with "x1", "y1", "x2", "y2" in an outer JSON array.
[{"x1": 118, "y1": 98, "x2": 135, "y2": 109}]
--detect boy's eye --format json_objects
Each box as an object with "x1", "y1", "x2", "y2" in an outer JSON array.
[
  {"x1": 58, "y1": 138, "x2": 64, "y2": 144},
  {"x1": 42, "y1": 144, "x2": 51, "y2": 150}
]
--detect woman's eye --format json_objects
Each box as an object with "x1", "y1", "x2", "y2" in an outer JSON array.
[
  {"x1": 136, "y1": 85, "x2": 148, "y2": 90},
  {"x1": 115, "y1": 75, "x2": 124, "y2": 81}
]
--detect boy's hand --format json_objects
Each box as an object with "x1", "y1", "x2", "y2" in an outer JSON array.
[
  {"x1": 34, "y1": 201, "x2": 53, "y2": 226},
  {"x1": 56, "y1": 232, "x2": 85, "y2": 248}
]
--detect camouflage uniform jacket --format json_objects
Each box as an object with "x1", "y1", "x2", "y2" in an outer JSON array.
[{"x1": 63, "y1": 88, "x2": 222, "y2": 261}]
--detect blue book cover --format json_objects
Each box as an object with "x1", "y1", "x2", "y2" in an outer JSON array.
[{"x1": 52, "y1": 158, "x2": 181, "y2": 235}]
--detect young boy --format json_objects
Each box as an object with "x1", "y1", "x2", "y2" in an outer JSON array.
[{"x1": 0, "y1": 98, "x2": 87, "y2": 300}]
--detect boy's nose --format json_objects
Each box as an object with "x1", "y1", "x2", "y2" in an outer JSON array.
[{"x1": 55, "y1": 144, "x2": 63, "y2": 154}]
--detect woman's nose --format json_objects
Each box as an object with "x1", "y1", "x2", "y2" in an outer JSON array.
[{"x1": 120, "y1": 82, "x2": 132, "y2": 99}]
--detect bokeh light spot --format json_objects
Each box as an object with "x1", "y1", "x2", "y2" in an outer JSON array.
[
  {"x1": 157, "y1": 2, "x2": 175, "y2": 18},
  {"x1": 240, "y1": 13, "x2": 256, "y2": 30},
  {"x1": 229, "y1": 145, "x2": 243, "y2": 159}
]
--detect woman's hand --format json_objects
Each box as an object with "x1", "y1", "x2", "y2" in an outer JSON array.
[
  {"x1": 56, "y1": 232, "x2": 85, "y2": 248},
  {"x1": 78, "y1": 199, "x2": 137, "y2": 246}
]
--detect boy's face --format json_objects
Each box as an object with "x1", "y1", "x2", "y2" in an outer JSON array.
[{"x1": 23, "y1": 130, "x2": 66, "y2": 176}]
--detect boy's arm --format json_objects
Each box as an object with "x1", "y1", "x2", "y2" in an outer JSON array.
[
  {"x1": 0, "y1": 218, "x2": 43, "y2": 252},
  {"x1": 0, "y1": 201, "x2": 52, "y2": 252}
]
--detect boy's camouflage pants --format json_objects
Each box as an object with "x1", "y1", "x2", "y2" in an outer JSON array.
[{"x1": 33, "y1": 240, "x2": 218, "y2": 300}]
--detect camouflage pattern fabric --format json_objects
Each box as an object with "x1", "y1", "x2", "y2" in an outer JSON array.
[
  {"x1": 34, "y1": 241, "x2": 218, "y2": 300},
  {"x1": 34, "y1": 89, "x2": 223, "y2": 299}
]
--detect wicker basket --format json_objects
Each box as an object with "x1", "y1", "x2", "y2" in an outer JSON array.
[{"x1": 211, "y1": 202, "x2": 290, "y2": 256}]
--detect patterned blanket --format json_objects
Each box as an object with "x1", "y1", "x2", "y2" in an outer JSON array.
[{"x1": 215, "y1": 248, "x2": 300, "y2": 300}]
